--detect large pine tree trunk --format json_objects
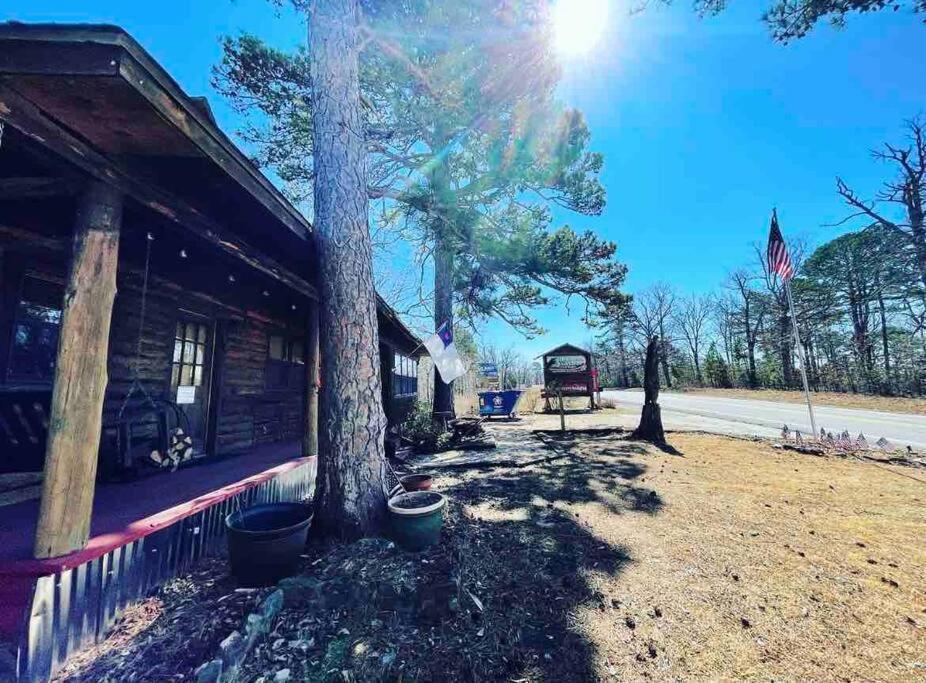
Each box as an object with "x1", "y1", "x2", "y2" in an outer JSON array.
[
  {"x1": 432, "y1": 228, "x2": 455, "y2": 420},
  {"x1": 429, "y1": 137, "x2": 455, "y2": 422},
  {"x1": 308, "y1": 0, "x2": 387, "y2": 538}
]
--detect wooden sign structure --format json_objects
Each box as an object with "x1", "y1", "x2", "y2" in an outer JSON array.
[{"x1": 539, "y1": 344, "x2": 597, "y2": 411}]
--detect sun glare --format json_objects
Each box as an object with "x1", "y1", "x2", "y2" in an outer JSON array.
[{"x1": 552, "y1": 0, "x2": 609, "y2": 58}]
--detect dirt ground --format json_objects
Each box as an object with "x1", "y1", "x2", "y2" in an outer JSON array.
[
  {"x1": 54, "y1": 427, "x2": 925, "y2": 682},
  {"x1": 540, "y1": 429, "x2": 926, "y2": 682},
  {"x1": 668, "y1": 387, "x2": 926, "y2": 415}
]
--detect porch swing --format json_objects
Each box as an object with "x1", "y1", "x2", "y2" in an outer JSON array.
[{"x1": 102, "y1": 231, "x2": 192, "y2": 477}]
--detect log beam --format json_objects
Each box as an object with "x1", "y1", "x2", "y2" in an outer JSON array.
[
  {"x1": 34, "y1": 181, "x2": 122, "y2": 559},
  {"x1": 0, "y1": 176, "x2": 80, "y2": 199},
  {"x1": 303, "y1": 300, "x2": 320, "y2": 458},
  {"x1": 0, "y1": 83, "x2": 317, "y2": 300}
]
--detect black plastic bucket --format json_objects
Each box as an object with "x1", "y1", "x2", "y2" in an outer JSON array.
[{"x1": 226, "y1": 502, "x2": 313, "y2": 586}]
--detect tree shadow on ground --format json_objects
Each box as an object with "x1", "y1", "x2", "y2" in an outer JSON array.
[
  {"x1": 241, "y1": 435, "x2": 665, "y2": 682},
  {"x1": 419, "y1": 437, "x2": 664, "y2": 681}
]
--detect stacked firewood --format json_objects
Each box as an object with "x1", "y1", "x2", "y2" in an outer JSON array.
[{"x1": 149, "y1": 428, "x2": 194, "y2": 471}]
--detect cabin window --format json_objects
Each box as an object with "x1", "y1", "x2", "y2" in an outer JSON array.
[
  {"x1": 265, "y1": 334, "x2": 305, "y2": 390},
  {"x1": 171, "y1": 322, "x2": 209, "y2": 388},
  {"x1": 393, "y1": 353, "x2": 418, "y2": 397},
  {"x1": 8, "y1": 276, "x2": 63, "y2": 383}
]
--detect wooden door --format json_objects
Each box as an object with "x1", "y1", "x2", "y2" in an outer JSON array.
[{"x1": 169, "y1": 318, "x2": 213, "y2": 452}]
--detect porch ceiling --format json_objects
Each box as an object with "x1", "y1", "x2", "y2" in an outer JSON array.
[{"x1": 0, "y1": 22, "x2": 313, "y2": 279}]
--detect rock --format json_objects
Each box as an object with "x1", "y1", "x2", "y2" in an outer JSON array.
[
  {"x1": 274, "y1": 668, "x2": 291, "y2": 682},
  {"x1": 653, "y1": 607, "x2": 662, "y2": 618},
  {"x1": 259, "y1": 589, "x2": 284, "y2": 622},
  {"x1": 194, "y1": 659, "x2": 223, "y2": 683},
  {"x1": 881, "y1": 577, "x2": 899, "y2": 588},
  {"x1": 278, "y1": 576, "x2": 324, "y2": 608},
  {"x1": 219, "y1": 631, "x2": 247, "y2": 674},
  {"x1": 625, "y1": 616, "x2": 636, "y2": 630},
  {"x1": 740, "y1": 617, "x2": 752, "y2": 629}
]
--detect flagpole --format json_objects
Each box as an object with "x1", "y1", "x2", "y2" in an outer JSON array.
[{"x1": 784, "y1": 277, "x2": 818, "y2": 439}]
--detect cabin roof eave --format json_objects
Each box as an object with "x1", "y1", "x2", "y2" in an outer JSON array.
[{"x1": 0, "y1": 21, "x2": 313, "y2": 242}]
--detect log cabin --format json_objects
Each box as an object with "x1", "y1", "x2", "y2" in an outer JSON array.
[{"x1": 0, "y1": 22, "x2": 422, "y2": 681}]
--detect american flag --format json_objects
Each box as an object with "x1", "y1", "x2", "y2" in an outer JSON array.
[{"x1": 767, "y1": 209, "x2": 794, "y2": 281}]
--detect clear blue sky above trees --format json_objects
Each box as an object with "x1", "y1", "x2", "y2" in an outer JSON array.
[{"x1": 3, "y1": 0, "x2": 922, "y2": 357}]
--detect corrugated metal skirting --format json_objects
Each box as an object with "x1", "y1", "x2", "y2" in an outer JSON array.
[{"x1": 17, "y1": 459, "x2": 315, "y2": 682}]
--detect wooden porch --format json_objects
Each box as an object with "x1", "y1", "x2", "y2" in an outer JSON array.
[{"x1": 0, "y1": 441, "x2": 314, "y2": 681}]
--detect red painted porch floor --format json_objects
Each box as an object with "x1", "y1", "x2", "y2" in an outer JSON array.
[{"x1": 0, "y1": 440, "x2": 303, "y2": 569}]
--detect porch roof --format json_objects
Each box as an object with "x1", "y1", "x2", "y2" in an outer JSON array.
[{"x1": 0, "y1": 22, "x2": 311, "y2": 244}]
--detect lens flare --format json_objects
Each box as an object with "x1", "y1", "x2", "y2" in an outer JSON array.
[{"x1": 552, "y1": 0, "x2": 609, "y2": 58}]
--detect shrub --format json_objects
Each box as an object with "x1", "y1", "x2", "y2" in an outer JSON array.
[{"x1": 401, "y1": 401, "x2": 447, "y2": 452}]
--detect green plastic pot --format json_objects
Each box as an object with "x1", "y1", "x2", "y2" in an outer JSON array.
[{"x1": 388, "y1": 491, "x2": 446, "y2": 551}]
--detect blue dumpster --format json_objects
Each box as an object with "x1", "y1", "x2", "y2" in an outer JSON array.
[{"x1": 478, "y1": 390, "x2": 523, "y2": 418}]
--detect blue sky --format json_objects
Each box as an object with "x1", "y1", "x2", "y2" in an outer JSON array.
[{"x1": 3, "y1": 1, "x2": 923, "y2": 358}]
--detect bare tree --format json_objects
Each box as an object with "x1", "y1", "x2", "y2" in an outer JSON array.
[
  {"x1": 726, "y1": 269, "x2": 766, "y2": 388},
  {"x1": 712, "y1": 294, "x2": 739, "y2": 370},
  {"x1": 675, "y1": 294, "x2": 712, "y2": 384},
  {"x1": 836, "y1": 118, "x2": 926, "y2": 291},
  {"x1": 632, "y1": 283, "x2": 677, "y2": 387}
]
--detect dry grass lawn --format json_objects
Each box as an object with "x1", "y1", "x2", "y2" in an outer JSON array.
[
  {"x1": 55, "y1": 427, "x2": 924, "y2": 682},
  {"x1": 454, "y1": 428, "x2": 926, "y2": 681},
  {"x1": 671, "y1": 387, "x2": 926, "y2": 415}
]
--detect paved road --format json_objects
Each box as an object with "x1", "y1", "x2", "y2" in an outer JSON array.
[{"x1": 604, "y1": 389, "x2": 926, "y2": 450}]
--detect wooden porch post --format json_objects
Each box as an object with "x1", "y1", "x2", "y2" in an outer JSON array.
[
  {"x1": 303, "y1": 299, "x2": 320, "y2": 457},
  {"x1": 34, "y1": 181, "x2": 122, "y2": 559}
]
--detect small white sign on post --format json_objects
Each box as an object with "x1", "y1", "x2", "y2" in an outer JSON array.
[{"x1": 176, "y1": 385, "x2": 196, "y2": 405}]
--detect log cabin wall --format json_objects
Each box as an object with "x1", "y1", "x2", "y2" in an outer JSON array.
[
  {"x1": 0, "y1": 216, "x2": 423, "y2": 475},
  {"x1": 216, "y1": 314, "x2": 305, "y2": 454},
  {"x1": 0, "y1": 217, "x2": 308, "y2": 474}
]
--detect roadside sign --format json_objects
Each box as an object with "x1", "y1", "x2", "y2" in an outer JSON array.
[{"x1": 478, "y1": 362, "x2": 499, "y2": 378}]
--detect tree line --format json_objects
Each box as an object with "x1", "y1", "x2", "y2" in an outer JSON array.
[{"x1": 597, "y1": 119, "x2": 926, "y2": 397}]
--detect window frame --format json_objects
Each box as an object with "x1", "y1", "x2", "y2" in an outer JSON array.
[
  {"x1": 392, "y1": 352, "x2": 418, "y2": 398},
  {"x1": 171, "y1": 321, "x2": 209, "y2": 389},
  {"x1": 7, "y1": 275, "x2": 64, "y2": 384},
  {"x1": 265, "y1": 332, "x2": 306, "y2": 391}
]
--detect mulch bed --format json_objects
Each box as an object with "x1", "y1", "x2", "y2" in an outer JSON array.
[
  {"x1": 52, "y1": 557, "x2": 274, "y2": 682},
  {"x1": 240, "y1": 459, "x2": 627, "y2": 682}
]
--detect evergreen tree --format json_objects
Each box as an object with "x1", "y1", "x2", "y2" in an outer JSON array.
[{"x1": 214, "y1": 1, "x2": 629, "y2": 419}]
